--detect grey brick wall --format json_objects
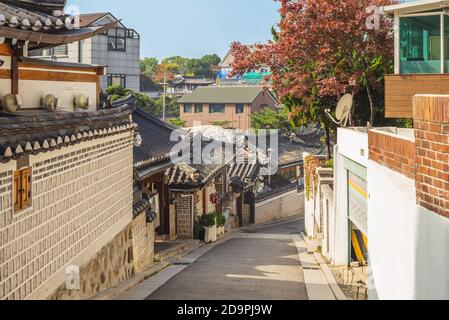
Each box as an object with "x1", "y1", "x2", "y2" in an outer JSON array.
[
  {"x1": 0, "y1": 132, "x2": 134, "y2": 300},
  {"x1": 255, "y1": 191, "x2": 305, "y2": 225}
]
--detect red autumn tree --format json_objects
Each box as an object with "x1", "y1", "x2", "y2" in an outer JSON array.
[{"x1": 230, "y1": 0, "x2": 397, "y2": 155}]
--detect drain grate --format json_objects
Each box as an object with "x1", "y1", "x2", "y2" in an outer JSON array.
[{"x1": 301, "y1": 266, "x2": 320, "y2": 270}]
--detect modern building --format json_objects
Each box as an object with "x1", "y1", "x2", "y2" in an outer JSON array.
[
  {"x1": 179, "y1": 86, "x2": 278, "y2": 130},
  {"x1": 216, "y1": 46, "x2": 270, "y2": 86},
  {"x1": 304, "y1": 0, "x2": 449, "y2": 300},
  {"x1": 0, "y1": 0, "x2": 152, "y2": 300},
  {"x1": 28, "y1": 12, "x2": 141, "y2": 92}
]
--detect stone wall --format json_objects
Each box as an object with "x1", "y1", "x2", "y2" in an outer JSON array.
[
  {"x1": 0, "y1": 132, "x2": 134, "y2": 300},
  {"x1": 131, "y1": 214, "x2": 155, "y2": 273},
  {"x1": 175, "y1": 194, "x2": 193, "y2": 239},
  {"x1": 255, "y1": 190, "x2": 305, "y2": 225},
  {"x1": 242, "y1": 203, "x2": 251, "y2": 225},
  {"x1": 49, "y1": 224, "x2": 134, "y2": 300}
]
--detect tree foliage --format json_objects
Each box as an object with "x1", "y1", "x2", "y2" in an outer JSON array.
[
  {"x1": 230, "y1": 0, "x2": 397, "y2": 156},
  {"x1": 250, "y1": 107, "x2": 289, "y2": 130},
  {"x1": 105, "y1": 85, "x2": 179, "y2": 117}
]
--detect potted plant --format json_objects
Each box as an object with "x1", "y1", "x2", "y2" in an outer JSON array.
[
  {"x1": 215, "y1": 213, "x2": 226, "y2": 238},
  {"x1": 201, "y1": 213, "x2": 217, "y2": 243}
]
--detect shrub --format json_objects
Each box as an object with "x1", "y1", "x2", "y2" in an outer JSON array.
[
  {"x1": 169, "y1": 118, "x2": 187, "y2": 128},
  {"x1": 215, "y1": 213, "x2": 226, "y2": 227},
  {"x1": 199, "y1": 213, "x2": 216, "y2": 228}
]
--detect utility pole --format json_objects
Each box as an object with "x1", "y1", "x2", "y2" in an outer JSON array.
[{"x1": 162, "y1": 70, "x2": 167, "y2": 122}]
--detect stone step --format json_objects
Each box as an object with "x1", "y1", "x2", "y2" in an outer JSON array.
[{"x1": 154, "y1": 240, "x2": 200, "y2": 262}]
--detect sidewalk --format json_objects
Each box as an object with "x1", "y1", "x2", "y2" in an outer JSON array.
[{"x1": 294, "y1": 233, "x2": 348, "y2": 300}]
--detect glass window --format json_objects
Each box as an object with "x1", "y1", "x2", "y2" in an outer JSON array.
[
  {"x1": 108, "y1": 74, "x2": 126, "y2": 87},
  {"x1": 400, "y1": 15, "x2": 441, "y2": 74},
  {"x1": 235, "y1": 104, "x2": 244, "y2": 114},
  {"x1": 108, "y1": 28, "x2": 127, "y2": 51},
  {"x1": 184, "y1": 104, "x2": 193, "y2": 113},
  {"x1": 209, "y1": 104, "x2": 225, "y2": 113},
  {"x1": 194, "y1": 104, "x2": 203, "y2": 113}
]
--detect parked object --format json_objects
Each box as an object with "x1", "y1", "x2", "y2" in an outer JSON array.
[{"x1": 201, "y1": 214, "x2": 218, "y2": 243}]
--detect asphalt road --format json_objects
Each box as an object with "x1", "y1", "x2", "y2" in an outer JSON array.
[{"x1": 146, "y1": 220, "x2": 308, "y2": 300}]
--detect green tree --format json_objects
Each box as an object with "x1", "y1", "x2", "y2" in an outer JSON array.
[
  {"x1": 250, "y1": 107, "x2": 289, "y2": 130},
  {"x1": 105, "y1": 85, "x2": 159, "y2": 115},
  {"x1": 140, "y1": 57, "x2": 159, "y2": 76}
]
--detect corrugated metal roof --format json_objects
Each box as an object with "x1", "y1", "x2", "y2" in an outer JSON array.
[{"x1": 178, "y1": 86, "x2": 268, "y2": 104}]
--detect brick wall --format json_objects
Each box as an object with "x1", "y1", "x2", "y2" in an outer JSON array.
[
  {"x1": 413, "y1": 95, "x2": 449, "y2": 218},
  {"x1": 0, "y1": 132, "x2": 134, "y2": 300},
  {"x1": 131, "y1": 214, "x2": 155, "y2": 273},
  {"x1": 255, "y1": 190, "x2": 305, "y2": 225},
  {"x1": 368, "y1": 129, "x2": 416, "y2": 180}
]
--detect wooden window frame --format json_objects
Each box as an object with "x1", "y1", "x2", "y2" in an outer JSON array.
[{"x1": 13, "y1": 167, "x2": 31, "y2": 213}]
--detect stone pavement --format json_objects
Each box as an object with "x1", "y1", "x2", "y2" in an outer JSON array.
[{"x1": 116, "y1": 219, "x2": 342, "y2": 300}]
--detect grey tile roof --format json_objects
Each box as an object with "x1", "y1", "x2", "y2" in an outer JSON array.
[
  {"x1": 133, "y1": 108, "x2": 179, "y2": 169},
  {"x1": 178, "y1": 86, "x2": 268, "y2": 104},
  {"x1": 0, "y1": 1, "x2": 117, "y2": 49},
  {"x1": 0, "y1": 103, "x2": 135, "y2": 163},
  {"x1": 227, "y1": 161, "x2": 259, "y2": 183},
  {"x1": 255, "y1": 183, "x2": 297, "y2": 203},
  {"x1": 277, "y1": 124, "x2": 326, "y2": 166}
]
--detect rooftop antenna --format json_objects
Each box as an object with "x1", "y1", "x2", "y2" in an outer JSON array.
[{"x1": 325, "y1": 94, "x2": 353, "y2": 127}]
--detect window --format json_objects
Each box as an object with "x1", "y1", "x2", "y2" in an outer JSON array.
[
  {"x1": 107, "y1": 74, "x2": 126, "y2": 87},
  {"x1": 184, "y1": 104, "x2": 193, "y2": 113},
  {"x1": 194, "y1": 104, "x2": 203, "y2": 113},
  {"x1": 13, "y1": 168, "x2": 31, "y2": 212},
  {"x1": 108, "y1": 28, "x2": 126, "y2": 51},
  {"x1": 209, "y1": 104, "x2": 225, "y2": 113},
  {"x1": 28, "y1": 45, "x2": 68, "y2": 57},
  {"x1": 399, "y1": 14, "x2": 449, "y2": 74},
  {"x1": 235, "y1": 104, "x2": 244, "y2": 114},
  {"x1": 52, "y1": 45, "x2": 68, "y2": 56}
]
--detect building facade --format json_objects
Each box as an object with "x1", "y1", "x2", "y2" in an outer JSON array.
[
  {"x1": 179, "y1": 86, "x2": 278, "y2": 131},
  {"x1": 29, "y1": 12, "x2": 141, "y2": 92},
  {"x1": 0, "y1": 1, "x2": 152, "y2": 300}
]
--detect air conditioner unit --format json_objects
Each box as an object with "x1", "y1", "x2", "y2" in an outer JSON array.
[
  {"x1": 41, "y1": 94, "x2": 61, "y2": 111},
  {"x1": 73, "y1": 94, "x2": 90, "y2": 110},
  {"x1": 1, "y1": 94, "x2": 19, "y2": 113}
]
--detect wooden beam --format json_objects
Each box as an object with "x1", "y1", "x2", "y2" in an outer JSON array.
[
  {"x1": 0, "y1": 43, "x2": 12, "y2": 56},
  {"x1": 11, "y1": 49, "x2": 20, "y2": 95},
  {"x1": 18, "y1": 69, "x2": 98, "y2": 83}
]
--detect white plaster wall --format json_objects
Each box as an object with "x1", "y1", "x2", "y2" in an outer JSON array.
[
  {"x1": 368, "y1": 160, "x2": 449, "y2": 300},
  {"x1": 19, "y1": 80, "x2": 97, "y2": 112},
  {"x1": 332, "y1": 129, "x2": 369, "y2": 266},
  {"x1": 337, "y1": 128, "x2": 369, "y2": 167},
  {"x1": 0, "y1": 55, "x2": 11, "y2": 95}
]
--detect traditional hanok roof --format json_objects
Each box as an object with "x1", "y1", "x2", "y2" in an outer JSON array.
[
  {"x1": 165, "y1": 162, "x2": 225, "y2": 188},
  {"x1": 0, "y1": 0, "x2": 118, "y2": 49},
  {"x1": 0, "y1": 101, "x2": 135, "y2": 163},
  {"x1": 133, "y1": 108, "x2": 180, "y2": 170},
  {"x1": 227, "y1": 161, "x2": 259, "y2": 183},
  {"x1": 255, "y1": 182, "x2": 297, "y2": 203},
  {"x1": 178, "y1": 86, "x2": 275, "y2": 104},
  {"x1": 276, "y1": 124, "x2": 327, "y2": 167},
  {"x1": 170, "y1": 75, "x2": 214, "y2": 86}
]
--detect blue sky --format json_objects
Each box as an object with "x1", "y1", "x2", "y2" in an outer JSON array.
[{"x1": 67, "y1": 0, "x2": 281, "y2": 61}]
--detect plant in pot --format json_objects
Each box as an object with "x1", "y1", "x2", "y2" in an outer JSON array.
[
  {"x1": 201, "y1": 213, "x2": 217, "y2": 243},
  {"x1": 215, "y1": 213, "x2": 226, "y2": 238}
]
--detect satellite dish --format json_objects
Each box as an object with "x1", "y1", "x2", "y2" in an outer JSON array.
[
  {"x1": 326, "y1": 94, "x2": 353, "y2": 127},
  {"x1": 42, "y1": 94, "x2": 59, "y2": 111},
  {"x1": 1, "y1": 94, "x2": 19, "y2": 113},
  {"x1": 74, "y1": 94, "x2": 90, "y2": 110}
]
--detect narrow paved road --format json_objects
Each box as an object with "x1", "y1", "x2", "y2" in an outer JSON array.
[{"x1": 146, "y1": 220, "x2": 308, "y2": 300}]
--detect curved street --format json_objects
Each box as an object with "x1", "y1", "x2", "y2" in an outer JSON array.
[{"x1": 118, "y1": 219, "x2": 312, "y2": 300}]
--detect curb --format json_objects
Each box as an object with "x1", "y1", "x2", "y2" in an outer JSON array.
[{"x1": 300, "y1": 232, "x2": 348, "y2": 300}]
